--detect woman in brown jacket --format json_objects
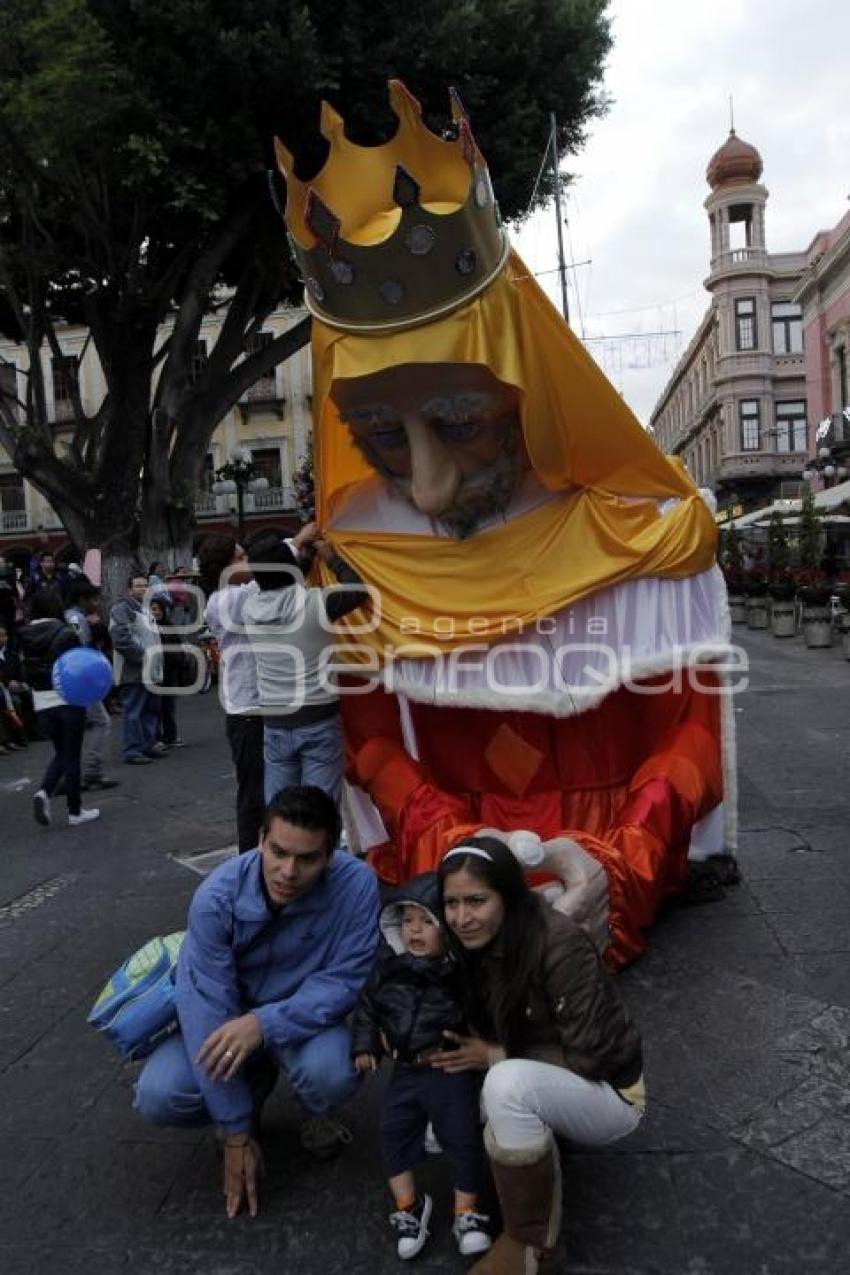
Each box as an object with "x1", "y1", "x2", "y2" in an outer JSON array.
[{"x1": 433, "y1": 835, "x2": 645, "y2": 1275}]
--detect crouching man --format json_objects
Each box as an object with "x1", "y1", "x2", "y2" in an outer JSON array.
[{"x1": 134, "y1": 785, "x2": 379, "y2": 1218}]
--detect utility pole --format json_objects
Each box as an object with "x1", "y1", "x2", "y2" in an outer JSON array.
[{"x1": 550, "y1": 112, "x2": 570, "y2": 326}]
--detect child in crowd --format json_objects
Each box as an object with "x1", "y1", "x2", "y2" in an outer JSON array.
[{"x1": 351, "y1": 872, "x2": 491, "y2": 1262}]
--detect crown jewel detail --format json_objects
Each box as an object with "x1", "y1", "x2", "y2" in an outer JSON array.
[{"x1": 274, "y1": 79, "x2": 510, "y2": 334}]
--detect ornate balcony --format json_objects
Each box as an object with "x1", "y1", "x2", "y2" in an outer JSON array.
[
  {"x1": 709, "y1": 247, "x2": 768, "y2": 276},
  {"x1": 250, "y1": 485, "x2": 296, "y2": 512},
  {"x1": 193, "y1": 485, "x2": 296, "y2": 518},
  {"x1": 718, "y1": 452, "x2": 806, "y2": 483},
  {"x1": 0, "y1": 510, "x2": 28, "y2": 532}
]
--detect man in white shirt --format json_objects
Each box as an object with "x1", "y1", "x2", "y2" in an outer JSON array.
[
  {"x1": 201, "y1": 524, "x2": 320, "y2": 851},
  {"x1": 243, "y1": 531, "x2": 367, "y2": 808}
]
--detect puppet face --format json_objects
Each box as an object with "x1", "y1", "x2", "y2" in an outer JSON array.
[{"x1": 330, "y1": 363, "x2": 526, "y2": 539}]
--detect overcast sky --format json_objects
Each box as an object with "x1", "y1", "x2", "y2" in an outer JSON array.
[{"x1": 514, "y1": 0, "x2": 850, "y2": 424}]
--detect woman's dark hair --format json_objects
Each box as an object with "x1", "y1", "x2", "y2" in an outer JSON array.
[
  {"x1": 197, "y1": 534, "x2": 237, "y2": 595},
  {"x1": 28, "y1": 588, "x2": 65, "y2": 621},
  {"x1": 438, "y1": 835, "x2": 545, "y2": 1049},
  {"x1": 261, "y1": 785, "x2": 341, "y2": 853}
]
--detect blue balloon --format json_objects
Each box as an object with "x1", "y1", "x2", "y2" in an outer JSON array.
[{"x1": 52, "y1": 647, "x2": 114, "y2": 707}]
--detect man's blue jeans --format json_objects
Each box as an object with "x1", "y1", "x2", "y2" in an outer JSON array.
[
  {"x1": 133, "y1": 1024, "x2": 360, "y2": 1128},
  {"x1": 119, "y1": 683, "x2": 159, "y2": 761},
  {"x1": 263, "y1": 713, "x2": 343, "y2": 805}
]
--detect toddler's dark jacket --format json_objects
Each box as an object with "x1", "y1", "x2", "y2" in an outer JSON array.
[{"x1": 350, "y1": 871, "x2": 465, "y2": 1063}]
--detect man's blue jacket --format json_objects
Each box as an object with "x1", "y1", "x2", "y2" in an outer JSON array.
[{"x1": 175, "y1": 848, "x2": 379, "y2": 1131}]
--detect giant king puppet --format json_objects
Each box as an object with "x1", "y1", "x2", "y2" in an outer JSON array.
[{"x1": 275, "y1": 82, "x2": 737, "y2": 968}]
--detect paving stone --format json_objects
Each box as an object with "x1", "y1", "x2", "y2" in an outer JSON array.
[
  {"x1": 757, "y1": 1108, "x2": 850, "y2": 1193},
  {"x1": 669, "y1": 1147, "x2": 850, "y2": 1273},
  {"x1": 1, "y1": 646, "x2": 849, "y2": 1273},
  {"x1": 560, "y1": 1153, "x2": 688, "y2": 1272},
  {"x1": 794, "y1": 954, "x2": 850, "y2": 1010},
  {"x1": 0, "y1": 1137, "x2": 196, "y2": 1247}
]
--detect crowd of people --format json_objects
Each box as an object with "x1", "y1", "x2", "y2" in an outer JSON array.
[{"x1": 0, "y1": 549, "x2": 203, "y2": 827}]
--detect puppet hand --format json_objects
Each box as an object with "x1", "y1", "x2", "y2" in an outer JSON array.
[{"x1": 478, "y1": 826, "x2": 610, "y2": 954}]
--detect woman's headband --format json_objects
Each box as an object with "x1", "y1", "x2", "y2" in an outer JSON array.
[{"x1": 442, "y1": 845, "x2": 494, "y2": 864}]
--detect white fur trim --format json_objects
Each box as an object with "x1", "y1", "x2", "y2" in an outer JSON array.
[
  {"x1": 484, "y1": 1123, "x2": 554, "y2": 1166},
  {"x1": 385, "y1": 640, "x2": 735, "y2": 717}
]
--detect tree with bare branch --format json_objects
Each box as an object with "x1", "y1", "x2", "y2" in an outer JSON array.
[{"x1": 0, "y1": 0, "x2": 612, "y2": 603}]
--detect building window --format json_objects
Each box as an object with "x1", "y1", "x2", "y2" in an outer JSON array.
[
  {"x1": 739, "y1": 399, "x2": 760, "y2": 450},
  {"x1": 734, "y1": 297, "x2": 757, "y2": 351},
  {"x1": 243, "y1": 331, "x2": 277, "y2": 401},
  {"x1": 51, "y1": 355, "x2": 78, "y2": 421},
  {"x1": 771, "y1": 302, "x2": 803, "y2": 354},
  {"x1": 0, "y1": 472, "x2": 26, "y2": 513},
  {"x1": 189, "y1": 340, "x2": 208, "y2": 385},
  {"x1": 251, "y1": 446, "x2": 282, "y2": 489},
  {"x1": 839, "y1": 346, "x2": 848, "y2": 413},
  {"x1": 775, "y1": 401, "x2": 807, "y2": 453},
  {"x1": 0, "y1": 362, "x2": 18, "y2": 421}
]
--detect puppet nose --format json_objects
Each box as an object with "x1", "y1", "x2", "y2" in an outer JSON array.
[{"x1": 404, "y1": 418, "x2": 462, "y2": 516}]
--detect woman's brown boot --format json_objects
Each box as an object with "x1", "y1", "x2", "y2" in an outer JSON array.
[{"x1": 468, "y1": 1126, "x2": 562, "y2": 1275}]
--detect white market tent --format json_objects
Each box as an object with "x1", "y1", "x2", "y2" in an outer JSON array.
[
  {"x1": 727, "y1": 480, "x2": 850, "y2": 529},
  {"x1": 814, "y1": 477, "x2": 850, "y2": 511}
]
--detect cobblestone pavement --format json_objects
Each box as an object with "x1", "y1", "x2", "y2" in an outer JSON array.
[{"x1": 1, "y1": 626, "x2": 849, "y2": 1274}]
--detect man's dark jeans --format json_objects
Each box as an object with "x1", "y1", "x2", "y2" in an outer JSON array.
[
  {"x1": 119, "y1": 683, "x2": 159, "y2": 760},
  {"x1": 225, "y1": 714, "x2": 265, "y2": 853}
]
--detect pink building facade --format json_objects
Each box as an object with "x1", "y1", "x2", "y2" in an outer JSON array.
[{"x1": 794, "y1": 209, "x2": 850, "y2": 470}]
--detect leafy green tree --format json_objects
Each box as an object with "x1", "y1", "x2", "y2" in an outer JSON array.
[
  {"x1": 0, "y1": 0, "x2": 612, "y2": 601},
  {"x1": 796, "y1": 487, "x2": 824, "y2": 572},
  {"x1": 766, "y1": 510, "x2": 790, "y2": 576},
  {"x1": 719, "y1": 525, "x2": 743, "y2": 573}
]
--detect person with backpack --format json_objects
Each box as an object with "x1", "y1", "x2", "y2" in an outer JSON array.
[
  {"x1": 17, "y1": 589, "x2": 100, "y2": 827},
  {"x1": 133, "y1": 785, "x2": 380, "y2": 1220}
]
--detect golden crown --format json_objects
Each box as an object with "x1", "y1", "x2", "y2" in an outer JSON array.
[{"x1": 275, "y1": 80, "x2": 510, "y2": 334}]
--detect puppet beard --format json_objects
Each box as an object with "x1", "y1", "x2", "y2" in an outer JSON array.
[{"x1": 353, "y1": 430, "x2": 525, "y2": 540}]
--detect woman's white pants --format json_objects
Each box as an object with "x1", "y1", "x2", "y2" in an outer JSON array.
[{"x1": 482, "y1": 1058, "x2": 642, "y2": 1151}]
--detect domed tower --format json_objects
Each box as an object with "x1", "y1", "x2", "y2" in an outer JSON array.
[{"x1": 705, "y1": 129, "x2": 766, "y2": 270}]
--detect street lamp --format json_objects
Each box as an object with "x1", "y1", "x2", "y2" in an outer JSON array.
[
  {"x1": 211, "y1": 448, "x2": 269, "y2": 540},
  {"x1": 803, "y1": 418, "x2": 850, "y2": 488}
]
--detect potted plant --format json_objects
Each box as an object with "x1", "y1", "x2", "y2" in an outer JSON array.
[
  {"x1": 719, "y1": 527, "x2": 747, "y2": 623},
  {"x1": 796, "y1": 489, "x2": 832, "y2": 647},
  {"x1": 744, "y1": 567, "x2": 770, "y2": 630},
  {"x1": 766, "y1": 512, "x2": 796, "y2": 637}
]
